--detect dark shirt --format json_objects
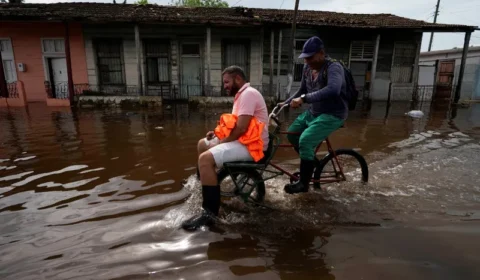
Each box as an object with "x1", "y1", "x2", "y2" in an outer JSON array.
[{"x1": 286, "y1": 60, "x2": 348, "y2": 120}]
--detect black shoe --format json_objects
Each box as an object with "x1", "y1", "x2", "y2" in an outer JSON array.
[
  {"x1": 284, "y1": 180, "x2": 309, "y2": 194},
  {"x1": 182, "y1": 185, "x2": 220, "y2": 231},
  {"x1": 181, "y1": 210, "x2": 215, "y2": 231},
  {"x1": 284, "y1": 159, "x2": 316, "y2": 194}
]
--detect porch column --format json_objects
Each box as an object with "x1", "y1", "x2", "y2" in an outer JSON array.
[
  {"x1": 64, "y1": 22, "x2": 75, "y2": 104},
  {"x1": 0, "y1": 49, "x2": 8, "y2": 98},
  {"x1": 134, "y1": 24, "x2": 143, "y2": 96},
  {"x1": 206, "y1": 26, "x2": 211, "y2": 92},
  {"x1": 269, "y1": 30, "x2": 275, "y2": 97},
  {"x1": 276, "y1": 30, "x2": 283, "y2": 100},
  {"x1": 369, "y1": 34, "x2": 381, "y2": 96},
  {"x1": 454, "y1": 31, "x2": 472, "y2": 104}
]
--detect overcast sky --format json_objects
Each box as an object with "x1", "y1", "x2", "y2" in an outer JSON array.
[{"x1": 26, "y1": 0, "x2": 480, "y2": 52}]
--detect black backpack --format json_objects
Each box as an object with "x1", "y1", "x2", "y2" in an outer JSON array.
[{"x1": 322, "y1": 59, "x2": 359, "y2": 111}]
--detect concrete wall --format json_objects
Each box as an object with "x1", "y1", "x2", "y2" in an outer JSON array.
[
  {"x1": 418, "y1": 65, "x2": 436, "y2": 86},
  {"x1": 0, "y1": 22, "x2": 88, "y2": 102},
  {"x1": 420, "y1": 49, "x2": 480, "y2": 100}
]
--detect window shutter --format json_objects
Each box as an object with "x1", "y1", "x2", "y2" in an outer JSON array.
[{"x1": 350, "y1": 41, "x2": 375, "y2": 60}]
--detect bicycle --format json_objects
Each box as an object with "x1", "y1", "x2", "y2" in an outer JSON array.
[{"x1": 217, "y1": 104, "x2": 369, "y2": 206}]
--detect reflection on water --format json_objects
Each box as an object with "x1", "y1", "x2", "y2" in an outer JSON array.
[{"x1": 0, "y1": 102, "x2": 480, "y2": 279}]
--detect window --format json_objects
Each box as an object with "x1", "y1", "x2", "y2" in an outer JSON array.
[
  {"x1": 391, "y1": 42, "x2": 417, "y2": 83},
  {"x1": 1, "y1": 39, "x2": 17, "y2": 83},
  {"x1": 2, "y1": 60, "x2": 16, "y2": 83},
  {"x1": 350, "y1": 41, "x2": 374, "y2": 60},
  {"x1": 95, "y1": 39, "x2": 124, "y2": 85},
  {"x1": 42, "y1": 39, "x2": 65, "y2": 53},
  {"x1": 393, "y1": 43, "x2": 416, "y2": 67},
  {"x1": 144, "y1": 41, "x2": 170, "y2": 84},
  {"x1": 1, "y1": 40, "x2": 12, "y2": 53},
  {"x1": 182, "y1": 44, "x2": 200, "y2": 56},
  {"x1": 293, "y1": 39, "x2": 307, "y2": 81},
  {"x1": 223, "y1": 41, "x2": 249, "y2": 78}
]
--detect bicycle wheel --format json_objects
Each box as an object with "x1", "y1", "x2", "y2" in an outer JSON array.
[
  {"x1": 217, "y1": 167, "x2": 265, "y2": 203},
  {"x1": 313, "y1": 149, "x2": 368, "y2": 189}
]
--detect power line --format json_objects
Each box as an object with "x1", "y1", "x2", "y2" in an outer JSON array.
[
  {"x1": 279, "y1": 0, "x2": 285, "y2": 9},
  {"x1": 232, "y1": 0, "x2": 243, "y2": 6}
]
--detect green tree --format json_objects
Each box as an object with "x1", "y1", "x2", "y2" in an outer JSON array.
[
  {"x1": 170, "y1": 0, "x2": 229, "y2": 8},
  {"x1": 135, "y1": 0, "x2": 149, "y2": 4}
]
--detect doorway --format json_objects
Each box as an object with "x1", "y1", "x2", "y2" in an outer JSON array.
[
  {"x1": 350, "y1": 61, "x2": 372, "y2": 98},
  {"x1": 180, "y1": 43, "x2": 202, "y2": 98},
  {"x1": 435, "y1": 60, "x2": 455, "y2": 100},
  {"x1": 47, "y1": 57, "x2": 68, "y2": 99}
]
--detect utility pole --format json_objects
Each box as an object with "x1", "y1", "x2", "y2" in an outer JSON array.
[
  {"x1": 428, "y1": 0, "x2": 441, "y2": 52},
  {"x1": 287, "y1": 0, "x2": 300, "y2": 97}
]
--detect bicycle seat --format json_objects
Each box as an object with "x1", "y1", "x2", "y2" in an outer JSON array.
[{"x1": 223, "y1": 150, "x2": 270, "y2": 169}]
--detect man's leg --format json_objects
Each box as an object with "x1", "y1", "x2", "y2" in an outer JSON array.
[
  {"x1": 196, "y1": 138, "x2": 219, "y2": 179},
  {"x1": 285, "y1": 114, "x2": 344, "y2": 194},
  {"x1": 182, "y1": 141, "x2": 253, "y2": 231},
  {"x1": 182, "y1": 150, "x2": 220, "y2": 231},
  {"x1": 197, "y1": 138, "x2": 209, "y2": 155},
  {"x1": 286, "y1": 111, "x2": 310, "y2": 152}
]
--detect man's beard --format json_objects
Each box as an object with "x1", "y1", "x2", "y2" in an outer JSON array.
[{"x1": 229, "y1": 82, "x2": 240, "y2": 95}]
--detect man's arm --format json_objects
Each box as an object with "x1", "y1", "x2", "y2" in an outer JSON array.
[
  {"x1": 219, "y1": 115, "x2": 252, "y2": 144},
  {"x1": 304, "y1": 63, "x2": 344, "y2": 103},
  {"x1": 284, "y1": 65, "x2": 308, "y2": 104}
]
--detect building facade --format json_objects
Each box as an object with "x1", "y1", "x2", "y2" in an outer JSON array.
[
  {"x1": 420, "y1": 46, "x2": 480, "y2": 101},
  {"x1": 0, "y1": 3, "x2": 475, "y2": 107},
  {"x1": 0, "y1": 21, "x2": 88, "y2": 106}
]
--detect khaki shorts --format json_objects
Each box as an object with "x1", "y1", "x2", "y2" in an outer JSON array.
[{"x1": 206, "y1": 137, "x2": 253, "y2": 168}]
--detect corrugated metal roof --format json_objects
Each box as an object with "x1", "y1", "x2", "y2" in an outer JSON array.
[{"x1": 0, "y1": 3, "x2": 476, "y2": 31}]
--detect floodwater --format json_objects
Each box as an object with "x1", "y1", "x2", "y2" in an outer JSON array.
[{"x1": 1, "y1": 101, "x2": 479, "y2": 280}]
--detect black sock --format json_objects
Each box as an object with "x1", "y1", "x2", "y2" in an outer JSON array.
[{"x1": 202, "y1": 185, "x2": 220, "y2": 215}]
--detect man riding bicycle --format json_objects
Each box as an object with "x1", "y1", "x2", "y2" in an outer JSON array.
[{"x1": 283, "y1": 36, "x2": 348, "y2": 194}]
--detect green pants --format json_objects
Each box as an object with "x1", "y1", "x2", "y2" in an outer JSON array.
[{"x1": 287, "y1": 111, "x2": 344, "y2": 160}]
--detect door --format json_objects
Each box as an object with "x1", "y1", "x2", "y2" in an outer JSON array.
[
  {"x1": 49, "y1": 57, "x2": 69, "y2": 99},
  {"x1": 474, "y1": 65, "x2": 480, "y2": 100},
  {"x1": 435, "y1": 60, "x2": 455, "y2": 100},
  {"x1": 181, "y1": 43, "x2": 202, "y2": 98},
  {"x1": 350, "y1": 61, "x2": 371, "y2": 98}
]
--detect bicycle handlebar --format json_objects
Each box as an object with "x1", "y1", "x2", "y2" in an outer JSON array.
[{"x1": 268, "y1": 103, "x2": 289, "y2": 127}]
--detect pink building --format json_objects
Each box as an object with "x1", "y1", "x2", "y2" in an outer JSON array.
[{"x1": 0, "y1": 21, "x2": 88, "y2": 107}]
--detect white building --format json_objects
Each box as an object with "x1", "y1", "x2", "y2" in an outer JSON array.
[{"x1": 419, "y1": 46, "x2": 480, "y2": 101}]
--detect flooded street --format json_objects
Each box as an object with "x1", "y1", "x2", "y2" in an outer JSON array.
[{"x1": 1, "y1": 102, "x2": 480, "y2": 280}]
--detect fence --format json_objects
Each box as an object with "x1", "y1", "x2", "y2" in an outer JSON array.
[
  {"x1": 45, "y1": 81, "x2": 70, "y2": 99},
  {"x1": 74, "y1": 84, "x2": 141, "y2": 97},
  {"x1": 73, "y1": 83, "x2": 274, "y2": 101},
  {"x1": 7, "y1": 82, "x2": 18, "y2": 98},
  {"x1": 0, "y1": 82, "x2": 18, "y2": 98},
  {"x1": 414, "y1": 85, "x2": 434, "y2": 103}
]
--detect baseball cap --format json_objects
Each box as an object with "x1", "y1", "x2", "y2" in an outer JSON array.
[{"x1": 298, "y1": 36, "x2": 325, "y2": 59}]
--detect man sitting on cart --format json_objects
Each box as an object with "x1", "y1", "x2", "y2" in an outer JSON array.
[
  {"x1": 181, "y1": 66, "x2": 270, "y2": 231},
  {"x1": 282, "y1": 36, "x2": 348, "y2": 194}
]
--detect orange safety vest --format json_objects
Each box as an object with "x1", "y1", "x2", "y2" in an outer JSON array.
[{"x1": 214, "y1": 113, "x2": 265, "y2": 162}]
